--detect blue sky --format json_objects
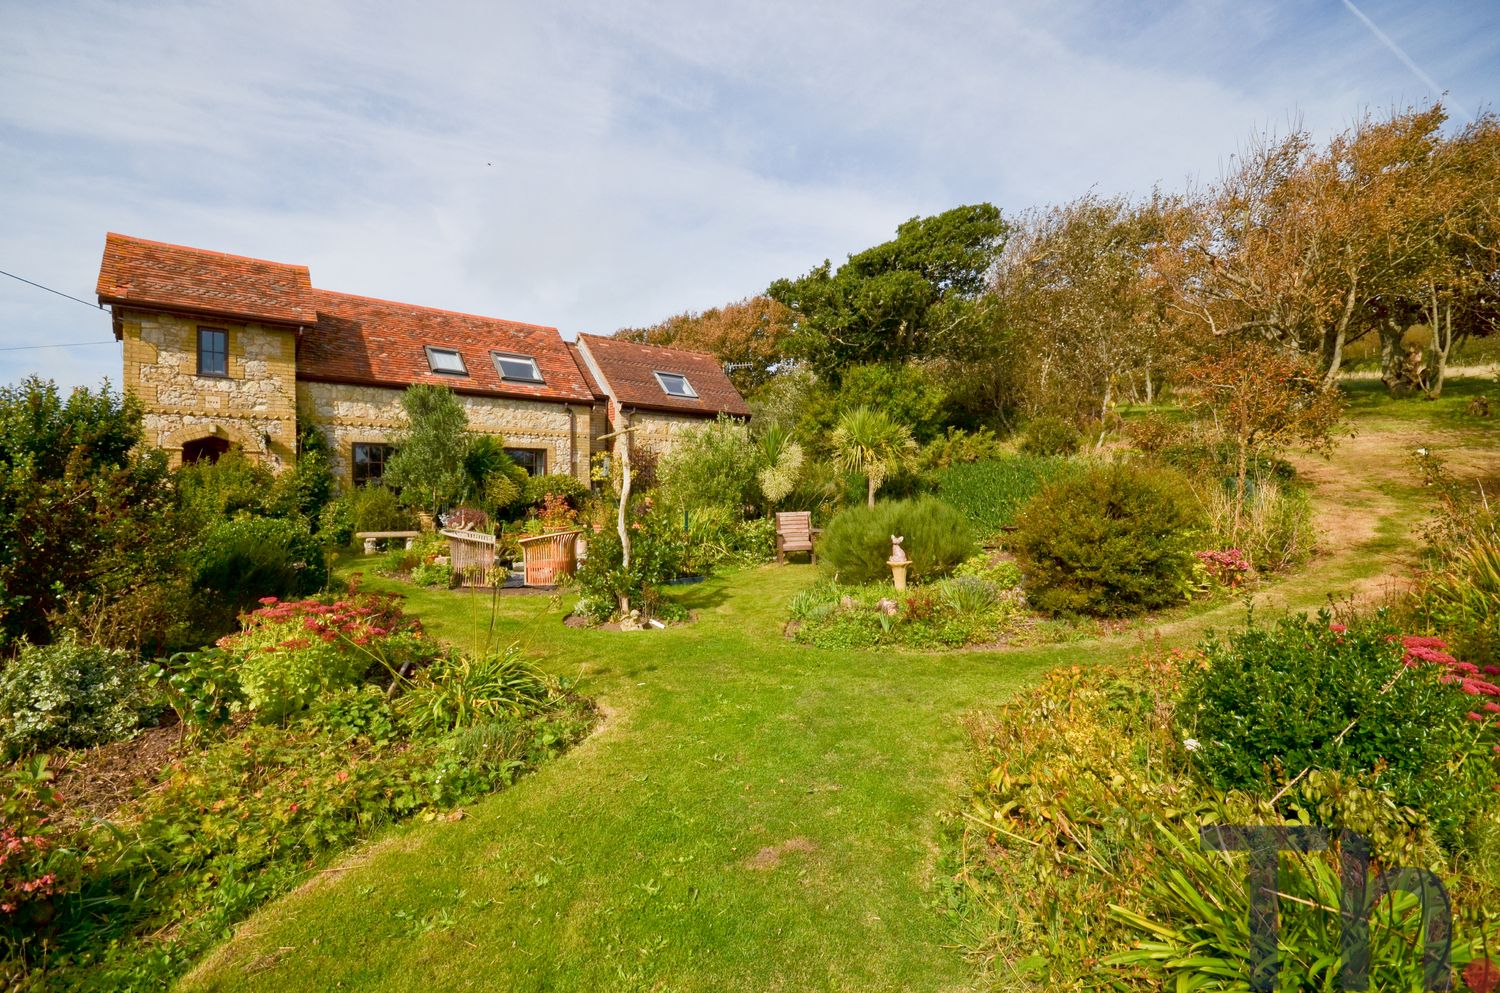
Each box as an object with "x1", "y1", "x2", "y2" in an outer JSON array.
[{"x1": 1, "y1": 0, "x2": 1496, "y2": 390}]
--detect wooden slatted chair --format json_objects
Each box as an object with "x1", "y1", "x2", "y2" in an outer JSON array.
[
  {"x1": 441, "y1": 529, "x2": 497, "y2": 587},
  {"x1": 517, "y1": 530, "x2": 583, "y2": 587},
  {"x1": 774, "y1": 511, "x2": 820, "y2": 565}
]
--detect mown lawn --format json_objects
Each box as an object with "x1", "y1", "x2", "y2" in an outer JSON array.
[{"x1": 178, "y1": 379, "x2": 1495, "y2": 993}]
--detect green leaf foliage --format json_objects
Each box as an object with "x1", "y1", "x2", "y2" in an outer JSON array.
[
  {"x1": 769, "y1": 204, "x2": 1007, "y2": 378},
  {"x1": 1014, "y1": 461, "x2": 1204, "y2": 616},
  {"x1": 1018, "y1": 415, "x2": 1083, "y2": 456},
  {"x1": 935, "y1": 455, "x2": 1071, "y2": 540},
  {"x1": 1179, "y1": 614, "x2": 1499, "y2": 844},
  {"x1": 0, "y1": 640, "x2": 154, "y2": 759},
  {"x1": 818, "y1": 496, "x2": 974, "y2": 585},
  {"x1": 382, "y1": 384, "x2": 471, "y2": 516}
]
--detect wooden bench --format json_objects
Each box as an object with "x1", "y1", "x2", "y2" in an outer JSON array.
[
  {"x1": 775, "y1": 512, "x2": 820, "y2": 565},
  {"x1": 441, "y1": 529, "x2": 497, "y2": 587},
  {"x1": 517, "y1": 530, "x2": 582, "y2": 587},
  {"x1": 356, "y1": 530, "x2": 420, "y2": 554}
]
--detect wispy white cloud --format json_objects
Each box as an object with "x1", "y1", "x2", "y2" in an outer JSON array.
[{"x1": 0, "y1": 0, "x2": 1495, "y2": 389}]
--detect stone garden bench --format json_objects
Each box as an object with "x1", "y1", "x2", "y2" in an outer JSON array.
[{"x1": 356, "y1": 530, "x2": 420, "y2": 554}]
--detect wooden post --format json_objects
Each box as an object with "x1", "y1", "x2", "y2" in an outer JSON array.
[{"x1": 597, "y1": 418, "x2": 639, "y2": 616}]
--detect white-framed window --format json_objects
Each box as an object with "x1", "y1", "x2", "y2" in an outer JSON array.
[
  {"x1": 654, "y1": 371, "x2": 697, "y2": 398},
  {"x1": 424, "y1": 346, "x2": 468, "y2": 376},
  {"x1": 492, "y1": 352, "x2": 544, "y2": 383}
]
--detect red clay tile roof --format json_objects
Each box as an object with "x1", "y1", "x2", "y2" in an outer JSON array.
[
  {"x1": 298, "y1": 290, "x2": 595, "y2": 404},
  {"x1": 566, "y1": 342, "x2": 607, "y2": 400},
  {"x1": 97, "y1": 232, "x2": 316, "y2": 327},
  {"x1": 576, "y1": 334, "x2": 750, "y2": 417}
]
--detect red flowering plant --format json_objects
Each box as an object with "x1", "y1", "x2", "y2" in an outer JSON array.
[
  {"x1": 218, "y1": 593, "x2": 434, "y2": 723},
  {"x1": 1, "y1": 758, "x2": 76, "y2": 943},
  {"x1": 1195, "y1": 548, "x2": 1252, "y2": 587}
]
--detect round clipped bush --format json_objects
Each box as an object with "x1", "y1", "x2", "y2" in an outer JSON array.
[
  {"x1": 819, "y1": 496, "x2": 974, "y2": 585},
  {"x1": 1014, "y1": 461, "x2": 1204, "y2": 616},
  {"x1": 1019, "y1": 415, "x2": 1083, "y2": 456}
]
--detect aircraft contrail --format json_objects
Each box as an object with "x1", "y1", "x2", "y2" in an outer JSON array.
[{"x1": 1339, "y1": 0, "x2": 1471, "y2": 120}]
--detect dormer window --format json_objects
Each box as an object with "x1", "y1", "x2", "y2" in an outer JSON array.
[
  {"x1": 424, "y1": 346, "x2": 468, "y2": 376},
  {"x1": 493, "y1": 352, "x2": 544, "y2": 383},
  {"x1": 654, "y1": 371, "x2": 697, "y2": 398}
]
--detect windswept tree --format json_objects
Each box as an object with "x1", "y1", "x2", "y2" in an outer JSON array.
[
  {"x1": 1184, "y1": 103, "x2": 1499, "y2": 391},
  {"x1": 994, "y1": 193, "x2": 1196, "y2": 422},
  {"x1": 382, "y1": 384, "x2": 471, "y2": 518},
  {"x1": 769, "y1": 204, "x2": 1008, "y2": 379},
  {"x1": 830, "y1": 406, "x2": 916, "y2": 507}
]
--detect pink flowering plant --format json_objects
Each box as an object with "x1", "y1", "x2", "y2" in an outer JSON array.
[
  {"x1": 1195, "y1": 548, "x2": 1252, "y2": 587},
  {"x1": 218, "y1": 593, "x2": 429, "y2": 722},
  {"x1": 1, "y1": 758, "x2": 76, "y2": 944}
]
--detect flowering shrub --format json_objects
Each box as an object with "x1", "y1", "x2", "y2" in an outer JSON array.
[
  {"x1": 573, "y1": 500, "x2": 687, "y2": 622},
  {"x1": 1179, "y1": 613, "x2": 1500, "y2": 845},
  {"x1": 1, "y1": 759, "x2": 76, "y2": 944},
  {"x1": 220, "y1": 594, "x2": 427, "y2": 722},
  {"x1": 1195, "y1": 547, "x2": 1251, "y2": 587}
]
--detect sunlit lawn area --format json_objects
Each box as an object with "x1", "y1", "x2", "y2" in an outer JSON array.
[{"x1": 180, "y1": 378, "x2": 1495, "y2": 993}]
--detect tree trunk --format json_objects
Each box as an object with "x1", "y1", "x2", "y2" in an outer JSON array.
[
  {"x1": 866, "y1": 473, "x2": 877, "y2": 508},
  {"x1": 1426, "y1": 284, "x2": 1456, "y2": 400},
  {"x1": 1144, "y1": 366, "x2": 1155, "y2": 405},
  {"x1": 1233, "y1": 441, "x2": 1250, "y2": 538},
  {"x1": 1378, "y1": 317, "x2": 1407, "y2": 396},
  {"x1": 1321, "y1": 282, "x2": 1359, "y2": 387}
]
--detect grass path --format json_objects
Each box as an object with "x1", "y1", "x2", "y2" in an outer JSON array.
[{"x1": 180, "y1": 380, "x2": 1494, "y2": 993}]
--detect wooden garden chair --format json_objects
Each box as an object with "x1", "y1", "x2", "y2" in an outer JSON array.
[{"x1": 774, "y1": 512, "x2": 820, "y2": 565}]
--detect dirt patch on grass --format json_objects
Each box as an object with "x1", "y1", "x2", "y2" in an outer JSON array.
[{"x1": 744, "y1": 836, "x2": 818, "y2": 871}]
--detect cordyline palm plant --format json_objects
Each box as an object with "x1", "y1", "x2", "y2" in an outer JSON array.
[
  {"x1": 830, "y1": 406, "x2": 916, "y2": 507},
  {"x1": 755, "y1": 423, "x2": 804, "y2": 507}
]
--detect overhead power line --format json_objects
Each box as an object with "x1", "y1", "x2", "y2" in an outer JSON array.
[
  {"x1": 0, "y1": 340, "x2": 117, "y2": 352},
  {"x1": 0, "y1": 267, "x2": 103, "y2": 311}
]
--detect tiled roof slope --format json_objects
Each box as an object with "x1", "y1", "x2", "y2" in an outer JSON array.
[
  {"x1": 566, "y1": 342, "x2": 607, "y2": 399},
  {"x1": 577, "y1": 334, "x2": 750, "y2": 417},
  {"x1": 97, "y1": 233, "x2": 316, "y2": 327},
  {"x1": 298, "y1": 290, "x2": 595, "y2": 403}
]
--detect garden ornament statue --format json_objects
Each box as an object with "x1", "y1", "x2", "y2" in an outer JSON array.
[{"x1": 888, "y1": 535, "x2": 909, "y2": 591}]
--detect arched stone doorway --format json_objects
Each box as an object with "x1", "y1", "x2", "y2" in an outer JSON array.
[{"x1": 181, "y1": 436, "x2": 232, "y2": 465}]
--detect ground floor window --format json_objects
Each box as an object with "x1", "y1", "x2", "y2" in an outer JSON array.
[
  {"x1": 505, "y1": 448, "x2": 547, "y2": 477},
  {"x1": 352, "y1": 443, "x2": 395, "y2": 486},
  {"x1": 181, "y1": 436, "x2": 230, "y2": 465}
]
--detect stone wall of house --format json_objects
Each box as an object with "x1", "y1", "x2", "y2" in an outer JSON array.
[
  {"x1": 297, "y1": 381, "x2": 594, "y2": 487},
  {"x1": 624, "y1": 410, "x2": 717, "y2": 459},
  {"x1": 119, "y1": 308, "x2": 298, "y2": 469}
]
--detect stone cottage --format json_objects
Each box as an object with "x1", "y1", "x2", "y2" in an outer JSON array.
[{"x1": 96, "y1": 233, "x2": 750, "y2": 487}]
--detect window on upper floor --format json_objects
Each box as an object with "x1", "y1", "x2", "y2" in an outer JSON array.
[
  {"x1": 653, "y1": 371, "x2": 697, "y2": 398},
  {"x1": 424, "y1": 346, "x2": 468, "y2": 376},
  {"x1": 505, "y1": 447, "x2": 547, "y2": 477},
  {"x1": 492, "y1": 352, "x2": 544, "y2": 384},
  {"x1": 352, "y1": 442, "x2": 395, "y2": 487},
  {"x1": 198, "y1": 327, "x2": 228, "y2": 377}
]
